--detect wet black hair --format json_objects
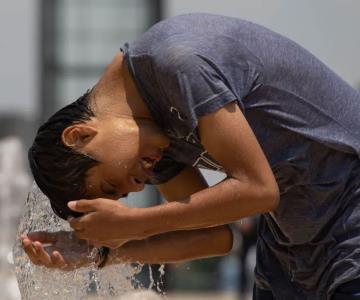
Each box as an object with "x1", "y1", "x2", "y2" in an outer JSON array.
[{"x1": 28, "y1": 90, "x2": 99, "y2": 220}]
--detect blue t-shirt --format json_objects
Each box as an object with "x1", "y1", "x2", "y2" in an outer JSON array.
[{"x1": 123, "y1": 14, "x2": 360, "y2": 299}]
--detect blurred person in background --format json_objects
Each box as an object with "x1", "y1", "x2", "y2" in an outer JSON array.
[
  {"x1": 20, "y1": 14, "x2": 360, "y2": 299},
  {"x1": 236, "y1": 217, "x2": 257, "y2": 298}
]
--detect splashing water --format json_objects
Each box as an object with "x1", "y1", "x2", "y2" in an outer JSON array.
[{"x1": 12, "y1": 183, "x2": 163, "y2": 299}]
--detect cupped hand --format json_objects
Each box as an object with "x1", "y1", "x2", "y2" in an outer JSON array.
[
  {"x1": 68, "y1": 198, "x2": 141, "y2": 246},
  {"x1": 20, "y1": 231, "x2": 100, "y2": 271}
]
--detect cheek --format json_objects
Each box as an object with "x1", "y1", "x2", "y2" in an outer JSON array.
[
  {"x1": 112, "y1": 125, "x2": 141, "y2": 158},
  {"x1": 103, "y1": 163, "x2": 138, "y2": 192},
  {"x1": 111, "y1": 141, "x2": 139, "y2": 161},
  {"x1": 110, "y1": 158, "x2": 136, "y2": 173},
  {"x1": 98, "y1": 133, "x2": 141, "y2": 163}
]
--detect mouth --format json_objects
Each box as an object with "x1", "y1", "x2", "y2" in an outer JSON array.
[
  {"x1": 138, "y1": 151, "x2": 163, "y2": 179},
  {"x1": 133, "y1": 177, "x2": 144, "y2": 185},
  {"x1": 141, "y1": 157, "x2": 155, "y2": 170},
  {"x1": 131, "y1": 159, "x2": 153, "y2": 186}
]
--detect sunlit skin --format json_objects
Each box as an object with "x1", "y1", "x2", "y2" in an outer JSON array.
[
  {"x1": 21, "y1": 51, "x2": 279, "y2": 270},
  {"x1": 72, "y1": 117, "x2": 170, "y2": 200},
  {"x1": 60, "y1": 53, "x2": 170, "y2": 200}
]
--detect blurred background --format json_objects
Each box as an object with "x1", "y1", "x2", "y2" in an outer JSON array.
[{"x1": 1, "y1": 0, "x2": 359, "y2": 299}]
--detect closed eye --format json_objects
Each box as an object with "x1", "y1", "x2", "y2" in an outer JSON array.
[
  {"x1": 101, "y1": 182, "x2": 118, "y2": 197},
  {"x1": 101, "y1": 182, "x2": 128, "y2": 199}
]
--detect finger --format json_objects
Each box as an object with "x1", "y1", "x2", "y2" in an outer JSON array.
[
  {"x1": 33, "y1": 241, "x2": 52, "y2": 267},
  {"x1": 48, "y1": 249, "x2": 73, "y2": 271},
  {"x1": 102, "y1": 239, "x2": 127, "y2": 249},
  {"x1": 73, "y1": 229, "x2": 89, "y2": 241},
  {"x1": 89, "y1": 239, "x2": 118, "y2": 248},
  {"x1": 27, "y1": 231, "x2": 58, "y2": 244},
  {"x1": 103, "y1": 242, "x2": 120, "y2": 249},
  {"x1": 50, "y1": 251, "x2": 67, "y2": 268},
  {"x1": 91, "y1": 241, "x2": 103, "y2": 248},
  {"x1": 68, "y1": 217, "x2": 84, "y2": 230},
  {"x1": 68, "y1": 199, "x2": 99, "y2": 213},
  {"x1": 20, "y1": 234, "x2": 30, "y2": 246},
  {"x1": 22, "y1": 238, "x2": 41, "y2": 265},
  {"x1": 69, "y1": 212, "x2": 96, "y2": 231}
]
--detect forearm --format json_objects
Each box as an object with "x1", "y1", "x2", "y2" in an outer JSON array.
[
  {"x1": 137, "y1": 177, "x2": 278, "y2": 238},
  {"x1": 107, "y1": 225, "x2": 232, "y2": 265}
]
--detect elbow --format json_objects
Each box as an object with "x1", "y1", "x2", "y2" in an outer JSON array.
[
  {"x1": 262, "y1": 179, "x2": 280, "y2": 212},
  {"x1": 246, "y1": 175, "x2": 279, "y2": 213},
  {"x1": 207, "y1": 226, "x2": 233, "y2": 257},
  {"x1": 218, "y1": 225, "x2": 234, "y2": 256}
]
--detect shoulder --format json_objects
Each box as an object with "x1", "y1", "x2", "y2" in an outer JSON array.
[{"x1": 151, "y1": 37, "x2": 201, "y2": 72}]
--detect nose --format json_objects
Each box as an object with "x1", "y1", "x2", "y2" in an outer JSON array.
[{"x1": 129, "y1": 176, "x2": 146, "y2": 192}]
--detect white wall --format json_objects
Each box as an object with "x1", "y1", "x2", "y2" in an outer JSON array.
[
  {"x1": 0, "y1": 0, "x2": 39, "y2": 117},
  {"x1": 164, "y1": 0, "x2": 360, "y2": 89}
]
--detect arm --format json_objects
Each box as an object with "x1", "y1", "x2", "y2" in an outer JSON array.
[
  {"x1": 108, "y1": 166, "x2": 233, "y2": 264},
  {"x1": 105, "y1": 101, "x2": 276, "y2": 264},
  {"x1": 69, "y1": 102, "x2": 278, "y2": 242},
  {"x1": 135, "y1": 101, "x2": 279, "y2": 238},
  {"x1": 108, "y1": 225, "x2": 232, "y2": 265},
  {"x1": 22, "y1": 166, "x2": 233, "y2": 269}
]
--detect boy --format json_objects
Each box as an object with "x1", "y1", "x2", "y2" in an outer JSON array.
[{"x1": 22, "y1": 14, "x2": 360, "y2": 299}]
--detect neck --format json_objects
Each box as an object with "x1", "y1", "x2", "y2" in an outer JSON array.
[{"x1": 90, "y1": 52, "x2": 152, "y2": 121}]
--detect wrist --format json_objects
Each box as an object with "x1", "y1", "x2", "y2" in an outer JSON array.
[
  {"x1": 108, "y1": 240, "x2": 148, "y2": 265},
  {"x1": 134, "y1": 203, "x2": 180, "y2": 238},
  {"x1": 126, "y1": 207, "x2": 149, "y2": 239},
  {"x1": 113, "y1": 205, "x2": 148, "y2": 240}
]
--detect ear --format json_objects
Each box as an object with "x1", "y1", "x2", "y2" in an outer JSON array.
[{"x1": 61, "y1": 124, "x2": 98, "y2": 150}]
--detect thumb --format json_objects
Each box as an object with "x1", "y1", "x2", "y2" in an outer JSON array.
[{"x1": 68, "y1": 199, "x2": 98, "y2": 213}]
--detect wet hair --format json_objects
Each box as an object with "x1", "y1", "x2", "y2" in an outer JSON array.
[{"x1": 28, "y1": 90, "x2": 99, "y2": 220}]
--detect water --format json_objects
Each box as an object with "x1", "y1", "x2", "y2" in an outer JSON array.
[
  {"x1": 12, "y1": 183, "x2": 163, "y2": 299},
  {"x1": 0, "y1": 137, "x2": 32, "y2": 299}
]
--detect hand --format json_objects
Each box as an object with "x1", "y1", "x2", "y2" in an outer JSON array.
[
  {"x1": 94, "y1": 239, "x2": 129, "y2": 249},
  {"x1": 20, "y1": 231, "x2": 99, "y2": 271},
  {"x1": 68, "y1": 198, "x2": 141, "y2": 246}
]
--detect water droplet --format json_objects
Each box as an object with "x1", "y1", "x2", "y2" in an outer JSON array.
[{"x1": 13, "y1": 182, "x2": 165, "y2": 299}]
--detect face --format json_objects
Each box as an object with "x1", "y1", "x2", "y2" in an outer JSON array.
[{"x1": 80, "y1": 116, "x2": 169, "y2": 200}]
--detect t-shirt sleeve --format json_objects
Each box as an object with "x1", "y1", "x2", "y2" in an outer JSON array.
[
  {"x1": 151, "y1": 45, "x2": 240, "y2": 130},
  {"x1": 125, "y1": 32, "x2": 257, "y2": 184},
  {"x1": 142, "y1": 43, "x2": 244, "y2": 184}
]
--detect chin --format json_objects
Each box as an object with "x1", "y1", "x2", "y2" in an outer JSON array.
[{"x1": 135, "y1": 184, "x2": 146, "y2": 193}]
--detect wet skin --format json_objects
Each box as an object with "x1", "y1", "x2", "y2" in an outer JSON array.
[
  {"x1": 79, "y1": 117, "x2": 169, "y2": 200},
  {"x1": 22, "y1": 51, "x2": 279, "y2": 269},
  {"x1": 20, "y1": 116, "x2": 170, "y2": 269},
  {"x1": 21, "y1": 52, "x2": 172, "y2": 268}
]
